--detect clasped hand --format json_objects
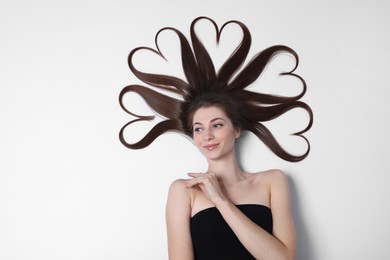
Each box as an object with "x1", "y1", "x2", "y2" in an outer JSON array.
[{"x1": 184, "y1": 172, "x2": 226, "y2": 205}]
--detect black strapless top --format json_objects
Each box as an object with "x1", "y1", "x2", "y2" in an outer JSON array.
[{"x1": 190, "y1": 204, "x2": 272, "y2": 260}]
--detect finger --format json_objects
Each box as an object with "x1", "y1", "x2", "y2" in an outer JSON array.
[
  {"x1": 184, "y1": 177, "x2": 202, "y2": 186},
  {"x1": 184, "y1": 177, "x2": 207, "y2": 188},
  {"x1": 187, "y1": 172, "x2": 204, "y2": 177}
]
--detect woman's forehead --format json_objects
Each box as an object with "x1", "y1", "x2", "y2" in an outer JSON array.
[{"x1": 192, "y1": 106, "x2": 228, "y2": 123}]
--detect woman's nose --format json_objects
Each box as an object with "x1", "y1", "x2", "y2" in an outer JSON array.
[{"x1": 203, "y1": 129, "x2": 214, "y2": 141}]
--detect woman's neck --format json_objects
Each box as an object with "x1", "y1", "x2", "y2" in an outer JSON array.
[{"x1": 206, "y1": 154, "x2": 245, "y2": 185}]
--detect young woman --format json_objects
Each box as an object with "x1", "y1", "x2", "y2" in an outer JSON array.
[{"x1": 119, "y1": 17, "x2": 313, "y2": 259}]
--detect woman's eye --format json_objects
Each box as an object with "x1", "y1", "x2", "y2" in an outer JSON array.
[
  {"x1": 214, "y1": 123, "x2": 223, "y2": 128},
  {"x1": 193, "y1": 128, "x2": 203, "y2": 133}
]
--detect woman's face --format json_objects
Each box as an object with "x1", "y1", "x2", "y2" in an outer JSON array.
[{"x1": 192, "y1": 106, "x2": 240, "y2": 161}]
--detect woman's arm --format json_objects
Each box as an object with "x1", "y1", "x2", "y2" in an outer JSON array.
[
  {"x1": 185, "y1": 170, "x2": 296, "y2": 260},
  {"x1": 217, "y1": 170, "x2": 296, "y2": 260},
  {"x1": 166, "y1": 179, "x2": 194, "y2": 260}
]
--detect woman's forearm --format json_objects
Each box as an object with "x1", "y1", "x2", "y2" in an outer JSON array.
[{"x1": 215, "y1": 199, "x2": 295, "y2": 260}]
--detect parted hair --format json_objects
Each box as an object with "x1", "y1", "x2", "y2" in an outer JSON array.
[{"x1": 119, "y1": 16, "x2": 313, "y2": 162}]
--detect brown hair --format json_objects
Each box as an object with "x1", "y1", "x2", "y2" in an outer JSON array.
[{"x1": 119, "y1": 17, "x2": 313, "y2": 162}]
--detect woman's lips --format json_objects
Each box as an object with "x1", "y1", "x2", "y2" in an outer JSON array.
[{"x1": 204, "y1": 143, "x2": 219, "y2": 150}]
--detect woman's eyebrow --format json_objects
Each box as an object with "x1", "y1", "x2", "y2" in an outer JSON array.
[
  {"x1": 193, "y1": 117, "x2": 225, "y2": 127},
  {"x1": 210, "y1": 117, "x2": 225, "y2": 123}
]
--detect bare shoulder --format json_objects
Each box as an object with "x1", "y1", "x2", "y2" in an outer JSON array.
[
  {"x1": 168, "y1": 178, "x2": 196, "y2": 204},
  {"x1": 166, "y1": 178, "x2": 192, "y2": 215},
  {"x1": 168, "y1": 178, "x2": 190, "y2": 197},
  {"x1": 250, "y1": 168, "x2": 287, "y2": 180},
  {"x1": 250, "y1": 169, "x2": 290, "y2": 188},
  {"x1": 265, "y1": 169, "x2": 288, "y2": 180},
  {"x1": 169, "y1": 178, "x2": 186, "y2": 189}
]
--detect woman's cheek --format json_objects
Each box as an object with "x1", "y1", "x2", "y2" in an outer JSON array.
[{"x1": 193, "y1": 134, "x2": 202, "y2": 147}]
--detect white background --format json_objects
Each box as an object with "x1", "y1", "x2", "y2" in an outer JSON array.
[{"x1": 1, "y1": 0, "x2": 389, "y2": 259}]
